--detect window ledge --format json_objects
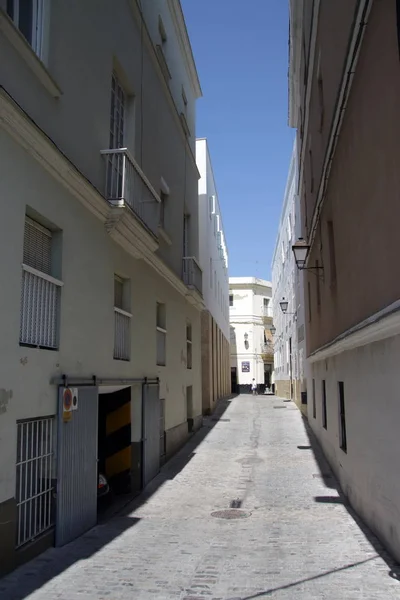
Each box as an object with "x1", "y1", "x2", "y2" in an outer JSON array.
[
  {"x1": 0, "y1": 9, "x2": 62, "y2": 98},
  {"x1": 158, "y1": 226, "x2": 172, "y2": 246}
]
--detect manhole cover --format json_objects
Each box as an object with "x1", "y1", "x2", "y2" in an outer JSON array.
[{"x1": 211, "y1": 509, "x2": 250, "y2": 520}]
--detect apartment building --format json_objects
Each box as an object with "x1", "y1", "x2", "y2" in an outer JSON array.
[
  {"x1": 0, "y1": 0, "x2": 203, "y2": 574},
  {"x1": 196, "y1": 139, "x2": 230, "y2": 414},
  {"x1": 289, "y1": 0, "x2": 400, "y2": 561},
  {"x1": 272, "y1": 141, "x2": 308, "y2": 412},
  {"x1": 229, "y1": 278, "x2": 273, "y2": 394}
]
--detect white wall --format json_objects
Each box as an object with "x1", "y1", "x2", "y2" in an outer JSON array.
[
  {"x1": 309, "y1": 335, "x2": 400, "y2": 562},
  {"x1": 229, "y1": 278, "x2": 272, "y2": 386},
  {"x1": 272, "y1": 141, "x2": 308, "y2": 392},
  {"x1": 0, "y1": 130, "x2": 202, "y2": 504},
  {"x1": 196, "y1": 138, "x2": 229, "y2": 339}
]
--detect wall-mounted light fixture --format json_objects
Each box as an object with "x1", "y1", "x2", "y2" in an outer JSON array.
[
  {"x1": 292, "y1": 238, "x2": 324, "y2": 277},
  {"x1": 279, "y1": 297, "x2": 297, "y2": 317}
]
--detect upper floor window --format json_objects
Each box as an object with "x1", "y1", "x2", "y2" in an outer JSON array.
[
  {"x1": 113, "y1": 275, "x2": 131, "y2": 361},
  {"x1": 186, "y1": 323, "x2": 192, "y2": 370},
  {"x1": 7, "y1": 0, "x2": 46, "y2": 58},
  {"x1": 20, "y1": 216, "x2": 63, "y2": 349},
  {"x1": 109, "y1": 72, "x2": 126, "y2": 150},
  {"x1": 156, "y1": 302, "x2": 167, "y2": 366},
  {"x1": 229, "y1": 294, "x2": 233, "y2": 307}
]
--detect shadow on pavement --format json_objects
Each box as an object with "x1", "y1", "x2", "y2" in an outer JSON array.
[
  {"x1": 0, "y1": 516, "x2": 140, "y2": 600},
  {"x1": 300, "y1": 412, "x2": 400, "y2": 583},
  {"x1": 0, "y1": 395, "x2": 237, "y2": 598}
]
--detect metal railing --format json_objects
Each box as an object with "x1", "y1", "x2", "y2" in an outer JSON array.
[
  {"x1": 16, "y1": 417, "x2": 55, "y2": 548},
  {"x1": 113, "y1": 308, "x2": 131, "y2": 361},
  {"x1": 182, "y1": 257, "x2": 202, "y2": 296},
  {"x1": 101, "y1": 148, "x2": 160, "y2": 234},
  {"x1": 20, "y1": 265, "x2": 62, "y2": 349}
]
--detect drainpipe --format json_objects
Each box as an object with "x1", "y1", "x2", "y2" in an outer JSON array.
[{"x1": 306, "y1": 0, "x2": 374, "y2": 256}]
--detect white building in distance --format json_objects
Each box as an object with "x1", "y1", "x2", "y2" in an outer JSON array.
[
  {"x1": 196, "y1": 139, "x2": 230, "y2": 413},
  {"x1": 229, "y1": 277, "x2": 273, "y2": 394},
  {"x1": 272, "y1": 141, "x2": 308, "y2": 410}
]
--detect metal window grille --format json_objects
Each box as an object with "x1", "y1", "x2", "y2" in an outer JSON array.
[
  {"x1": 114, "y1": 276, "x2": 124, "y2": 309},
  {"x1": 20, "y1": 219, "x2": 61, "y2": 349},
  {"x1": 107, "y1": 72, "x2": 126, "y2": 199},
  {"x1": 15, "y1": 417, "x2": 55, "y2": 548},
  {"x1": 156, "y1": 328, "x2": 166, "y2": 366},
  {"x1": 186, "y1": 323, "x2": 192, "y2": 370},
  {"x1": 338, "y1": 382, "x2": 347, "y2": 452},
  {"x1": 114, "y1": 308, "x2": 131, "y2": 361}
]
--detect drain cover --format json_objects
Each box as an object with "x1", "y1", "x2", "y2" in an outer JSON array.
[{"x1": 211, "y1": 509, "x2": 250, "y2": 520}]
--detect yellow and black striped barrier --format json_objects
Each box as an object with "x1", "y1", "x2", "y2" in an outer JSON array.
[{"x1": 103, "y1": 388, "x2": 131, "y2": 494}]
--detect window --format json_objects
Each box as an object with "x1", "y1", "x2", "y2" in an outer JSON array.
[
  {"x1": 159, "y1": 399, "x2": 166, "y2": 461},
  {"x1": 263, "y1": 297, "x2": 270, "y2": 316},
  {"x1": 229, "y1": 294, "x2": 233, "y2": 307},
  {"x1": 107, "y1": 72, "x2": 126, "y2": 200},
  {"x1": 158, "y1": 15, "x2": 167, "y2": 43},
  {"x1": 160, "y1": 191, "x2": 167, "y2": 229},
  {"x1": 327, "y1": 221, "x2": 337, "y2": 286},
  {"x1": 338, "y1": 381, "x2": 347, "y2": 452},
  {"x1": 113, "y1": 275, "x2": 131, "y2": 361},
  {"x1": 7, "y1": 0, "x2": 46, "y2": 57},
  {"x1": 16, "y1": 417, "x2": 55, "y2": 548},
  {"x1": 312, "y1": 378, "x2": 316, "y2": 419},
  {"x1": 20, "y1": 217, "x2": 62, "y2": 349},
  {"x1": 186, "y1": 323, "x2": 192, "y2": 369},
  {"x1": 316, "y1": 260, "x2": 321, "y2": 309},
  {"x1": 322, "y1": 380, "x2": 327, "y2": 429},
  {"x1": 156, "y1": 302, "x2": 167, "y2": 366}
]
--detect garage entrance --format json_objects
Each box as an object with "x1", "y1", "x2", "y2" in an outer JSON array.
[{"x1": 98, "y1": 387, "x2": 132, "y2": 495}]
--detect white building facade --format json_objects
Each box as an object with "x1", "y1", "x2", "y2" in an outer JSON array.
[
  {"x1": 0, "y1": 0, "x2": 203, "y2": 575},
  {"x1": 272, "y1": 142, "x2": 308, "y2": 410},
  {"x1": 196, "y1": 139, "x2": 230, "y2": 413},
  {"x1": 229, "y1": 277, "x2": 273, "y2": 394}
]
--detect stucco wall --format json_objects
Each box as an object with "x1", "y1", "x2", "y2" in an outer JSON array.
[
  {"x1": 0, "y1": 131, "x2": 202, "y2": 505},
  {"x1": 308, "y1": 334, "x2": 400, "y2": 562},
  {"x1": 0, "y1": 0, "x2": 199, "y2": 279}
]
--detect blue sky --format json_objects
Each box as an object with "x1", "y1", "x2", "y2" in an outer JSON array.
[{"x1": 182, "y1": 0, "x2": 294, "y2": 280}]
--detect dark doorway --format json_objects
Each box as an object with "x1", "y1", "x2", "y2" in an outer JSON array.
[
  {"x1": 231, "y1": 367, "x2": 238, "y2": 394},
  {"x1": 98, "y1": 387, "x2": 132, "y2": 496}
]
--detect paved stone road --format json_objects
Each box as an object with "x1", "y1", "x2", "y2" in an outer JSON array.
[{"x1": 1, "y1": 395, "x2": 400, "y2": 599}]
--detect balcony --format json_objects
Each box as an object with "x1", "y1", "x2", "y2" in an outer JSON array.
[
  {"x1": 101, "y1": 148, "x2": 160, "y2": 235},
  {"x1": 262, "y1": 305, "x2": 273, "y2": 326},
  {"x1": 182, "y1": 257, "x2": 202, "y2": 296},
  {"x1": 261, "y1": 343, "x2": 274, "y2": 363}
]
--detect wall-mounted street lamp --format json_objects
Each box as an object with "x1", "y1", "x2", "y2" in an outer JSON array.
[
  {"x1": 279, "y1": 297, "x2": 297, "y2": 317},
  {"x1": 292, "y1": 238, "x2": 324, "y2": 276}
]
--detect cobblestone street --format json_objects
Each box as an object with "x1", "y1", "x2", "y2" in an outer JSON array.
[{"x1": 1, "y1": 395, "x2": 400, "y2": 599}]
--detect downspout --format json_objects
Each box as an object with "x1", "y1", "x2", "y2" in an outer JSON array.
[{"x1": 306, "y1": 0, "x2": 374, "y2": 258}]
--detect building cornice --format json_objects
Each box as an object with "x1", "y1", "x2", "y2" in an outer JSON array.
[
  {"x1": 309, "y1": 299, "x2": 400, "y2": 363},
  {"x1": 0, "y1": 87, "x2": 204, "y2": 311},
  {"x1": 167, "y1": 0, "x2": 202, "y2": 99}
]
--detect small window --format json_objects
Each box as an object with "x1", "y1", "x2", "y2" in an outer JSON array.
[
  {"x1": 327, "y1": 221, "x2": 337, "y2": 286},
  {"x1": 158, "y1": 15, "x2": 167, "y2": 43},
  {"x1": 7, "y1": 0, "x2": 46, "y2": 58},
  {"x1": 114, "y1": 275, "x2": 131, "y2": 361},
  {"x1": 20, "y1": 217, "x2": 62, "y2": 349},
  {"x1": 338, "y1": 382, "x2": 347, "y2": 452},
  {"x1": 156, "y1": 302, "x2": 167, "y2": 366},
  {"x1": 322, "y1": 379, "x2": 327, "y2": 429},
  {"x1": 316, "y1": 260, "x2": 321, "y2": 309},
  {"x1": 229, "y1": 294, "x2": 233, "y2": 307},
  {"x1": 160, "y1": 191, "x2": 168, "y2": 229},
  {"x1": 186, "y1": 322, "x2": 192, "y2": 369},
  {"x1": 312, "y1": 378, "x2": 316, "y2": 419}
]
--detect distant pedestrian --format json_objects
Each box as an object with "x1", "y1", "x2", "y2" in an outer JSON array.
[{"x1": 251, "y1": 379, "x2": 258, "y2": 396}]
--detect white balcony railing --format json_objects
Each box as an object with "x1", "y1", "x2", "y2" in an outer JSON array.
[
  {"x1": 101, "y1": 148, "x2": 160, "y2": 234},
  {"x1": 182, "y1": 257, "x2": 202, "y2": 296},
  {"x1": 20, "y1": 265, "x2": 62, "y2": 348},
  {"x1": 114, "y1": 308, "x2": 131, "y2": 361}
]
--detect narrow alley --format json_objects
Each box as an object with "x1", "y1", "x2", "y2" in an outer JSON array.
[{"x1": 1, "y1": 395, "x2": 399, "y2": 600}]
